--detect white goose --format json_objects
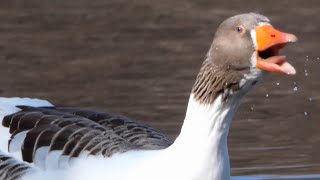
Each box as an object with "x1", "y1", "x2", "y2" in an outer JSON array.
[{"x1": 0, "y1": 13, "x2": 297, "y2": 180}]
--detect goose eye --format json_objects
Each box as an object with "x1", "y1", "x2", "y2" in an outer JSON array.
[{"x1": 236, "y1": 26, "x2": 243, "y2": 33}]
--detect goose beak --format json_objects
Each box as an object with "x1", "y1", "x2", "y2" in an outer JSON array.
[{"x1": 255, "y1": 25, "x2": 298, "y2": 75}]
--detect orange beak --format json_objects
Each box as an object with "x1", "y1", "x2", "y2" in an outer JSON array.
[{"x1": 255, "y1": 25, "x2": 298, "y2": 75}]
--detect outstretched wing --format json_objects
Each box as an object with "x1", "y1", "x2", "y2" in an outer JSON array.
[{"x1": 2, "y1": 106, "x2": 173, "y2": 170}]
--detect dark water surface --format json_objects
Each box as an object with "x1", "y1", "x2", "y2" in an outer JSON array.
[{"x1": 0, "y1": 0, "x2": 319, "y2": 179}]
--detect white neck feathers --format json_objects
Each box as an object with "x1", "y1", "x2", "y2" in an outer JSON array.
[{"x1": 168, "y1": 94, "x2": 243, "y2": 180}]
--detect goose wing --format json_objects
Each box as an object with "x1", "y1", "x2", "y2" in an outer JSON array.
[{"x1": 2, "y1": 106, "x2": 173, "y2": 170}]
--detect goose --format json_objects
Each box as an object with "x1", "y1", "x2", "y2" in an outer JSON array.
[{"x1": 0, "y1": 13, "x2": 297, "y2": 180}]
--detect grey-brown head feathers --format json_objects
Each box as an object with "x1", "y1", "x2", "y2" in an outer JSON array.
[{"x1": 192, "y1": 13, "x2": 269, "y2": 104}]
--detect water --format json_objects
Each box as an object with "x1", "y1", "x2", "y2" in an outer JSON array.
[
  {"x1": 0, "y1": 0, "x2": 319, "y2": 179},
  {"x1": 233, "y1": 174, "x2": 320, "y2": 180}
]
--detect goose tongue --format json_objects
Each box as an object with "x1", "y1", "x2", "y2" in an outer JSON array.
[
  {"x1": 256, "y1": 55, "x2": 296, "y2": 75},
  {"x1": 255, "y1": 25, "x2": 297, "y2": 75}
]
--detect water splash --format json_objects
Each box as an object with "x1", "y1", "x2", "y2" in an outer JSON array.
[
  {"x1": 293, "y1": 86, "x2": 298, "y2": 92},
  {"x1": 265, "y1": 94, "x2": 269, "y2": 98},
  {"x1": 276, "y1": 82, "x2": 280, "y2": 86},
  {"x1": 304, "y1": 69, "x2": 308, "y2": 77},
  {"x1": 292, "y1": 82, "x2": 298, "y2": 93}
]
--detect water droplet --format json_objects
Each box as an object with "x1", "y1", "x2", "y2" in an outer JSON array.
[
  {"x1": 305, "y1": 72, "x2": 308, "y2": 76},
  {"x1": 250, "y1": 106, "x2": 254, "y2": 111},
  {"x1": 308, "y1": 97, "x2": 313, "y2": 102},
  {"x1": 293, "y1": 86, "x2": 298, "y2": 92},
  {"x1": 276, "y1": 82, "x2": 280, "y2": 86},
  {"x1": 265, "y1": 93, "x2": 269, "y2": 97},
  {"x1": 304, "y1": 112, "x2": 308, "y2": 116},
  {"x1": 317, "y1": 57, "x2": 320, "y2": 60},
  {"x1": 293, "y1": 82, "x2": 297, "y2": 85}
]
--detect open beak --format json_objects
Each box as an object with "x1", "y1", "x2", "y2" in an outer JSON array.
[{"x1": 255, "y1": 25, "x2": 298, "y2": 75}]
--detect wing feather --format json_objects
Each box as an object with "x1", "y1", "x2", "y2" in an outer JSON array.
[
  {"x1": 0, "y1": 151, "x2": 35, "y2": 180},
  {"x1": 2, "y1": 106, "x2": 173, "y2": 170}
]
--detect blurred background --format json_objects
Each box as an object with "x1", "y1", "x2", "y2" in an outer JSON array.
[{"x1": 0, "y1": 0, "x2": 319, "y2": 177}]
